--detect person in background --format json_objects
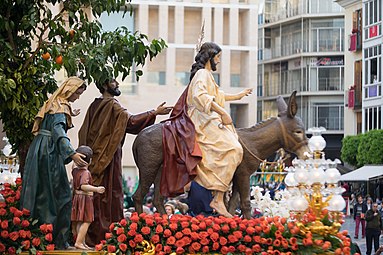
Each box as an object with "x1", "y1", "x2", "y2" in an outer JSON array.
[
  {"x1": 365, "y1": 202, "x2": 383, "y2": 255},
  {"x1": 367, "y1": 197, "x2": 374, "y2": 210},
  {"x1": 354, "y1": 195, "x2": 368, "y2": 239},
  {"x1": 165, "y1": 203, "x2": 175, "y2": 219},
  {"x1": 20, "y1": 77, "x2": 88, "y2": 249},
  {"x1": 350, "y1": 193, "x2": 356, "y2": 215}
]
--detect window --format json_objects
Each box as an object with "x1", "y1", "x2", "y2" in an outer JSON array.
[
  {"x1": 311, "y1": 19, "x2": 344, "y2": 52},
  {"x1": 231, "y1": 74, "x2": 241, "y2": 87},
  {"x1": 364, "y1": 106, "x2": 382, "y2": 131},
  {"x1": 364, "y1": 0, "x2": 382, "y2": 39},
  {"x1": 147, "y1": 72, "x2": 166, "y2": 85},
  {"x1": 230, "y1": 104, "x2": 249, "y2": 128},
  {"x1": 175, "y1": 72, "x2": 190, "y2": 86},
  {"x1": 364, "y1": 45, "x2": 381, "y2": 98},
  {"x1": 310, "y1": 58, "x2": 344, "y2": 92},
  {"x1": 311, "y1": 103, "x2": 344, "y2": 131},
  {"x1": 100, "y1": 12, "x2": 137, "y2": 95}
]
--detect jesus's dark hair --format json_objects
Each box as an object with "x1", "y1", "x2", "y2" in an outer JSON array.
[{"x1": 189, "y1": 42, "x2": 221, "y2": 82}]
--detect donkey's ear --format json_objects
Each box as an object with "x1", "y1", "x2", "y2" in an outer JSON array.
[
  {"x1": 287, "y1": 91, "x2": 297, "y2": 118},
  {"x1": 277, "y1": 96, "x2": 287, "y2": 116}
]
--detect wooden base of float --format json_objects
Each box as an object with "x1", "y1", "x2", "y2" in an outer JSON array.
[{"x1": 21, "y1": 251, "x2": 104, "y2": 255}]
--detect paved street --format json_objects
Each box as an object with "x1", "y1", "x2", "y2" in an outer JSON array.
[{"x1": 340, "y1": 216, "x2": 379, "y2": 255}]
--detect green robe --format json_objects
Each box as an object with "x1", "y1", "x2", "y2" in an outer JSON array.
[{"x1": 20, "y1": 113, "x2": 75, "y2": 249}]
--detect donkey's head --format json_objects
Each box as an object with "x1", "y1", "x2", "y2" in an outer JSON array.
[{"x1": 276, "y1": 91, "x2": 309, "y2": 159}]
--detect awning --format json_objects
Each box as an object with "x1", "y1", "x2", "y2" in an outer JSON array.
[{"x1": 339, "y1": 165, "x2": 383, "y2": 181}]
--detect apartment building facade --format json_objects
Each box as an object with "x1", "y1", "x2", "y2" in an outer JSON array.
[
  {"x1": 337, "y1": 0, "x2": 382, "y2": 137},
  {"x1": 65, "y1": 0, "x2": 259, "y2": 179},
  {"x1": 257, "y1": 0, "x2": 345, "y2": 159}
]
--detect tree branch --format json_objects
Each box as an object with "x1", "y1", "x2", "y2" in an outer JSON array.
[{"x1": 6, "y1": 5, "x2": 17, "y2": 56}]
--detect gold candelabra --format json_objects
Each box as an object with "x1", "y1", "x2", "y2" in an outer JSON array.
[{"x1": 284, "y1": 127, "x2": 345, "y2": 236}]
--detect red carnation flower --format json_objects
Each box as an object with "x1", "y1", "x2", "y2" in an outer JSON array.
[
  {"x1": 119, "y1": 243, "x2": 127, "y2": 252},
  {"x1": 109, "y1": 223, "x2": 115, "y2": 231},
  {"x1": 0, "y1": 242, "x2": 5, "y2": 252},
  {"x1": 221, "y1": 246, "x2": 229, "y2": 254},
  {"x1": 151, "y1": 234, "x2": 160, "y2": 244},
  {"x1": 45, "y1": 233, "x2": 53, "y2": 242},
  {"x1": 238, "y1": 244, "x2": 247, "y2": 252},
  {"x1": 180, "y1": 221, "x2": 189, "y2": 229},
  {"x1": 39, "y1": 224, "x2": 48, "y2": 233},
  {"x1": 134, "y1": 234, "x2": 143, "y2": 243},
  {"x1": 22, "y1": 208, "x2": 30, "y2": 216},
  {"x1": 169, "y1": 223, "x2": 178, "y2": 231},
  {"x1": 175, "y1": 239, "x2": 185, "y2": 248},
  {"x1": 13, "y1": 209, "x2": 23, "y2": 217},
  {"x1": 130, "y1": 222, "x2": 138, "y2": 230},
  {"x1": 182, "y1": 228, "x2": 191, "y2": 235},
  {"x1": 120, "y1": 218, "x2": 127, "y2": 226},
  {"x1": 228, "y1": 234, "x2": 238, "y2": 243},
  {"x1": 219, "y1": 236, "x2": 228, "y2": 246},
  {"x1": 117, "y1": 234, "x2": 127, "y2": 243},
  {"x1": 190, "y1": 232, "x2": 200, "y2": 240},
  {"x1": 244, "y1": 235, "x2": 252, "y2": 243},
  {"x1": 13, "y1": 217, "x2": 21, "y2": 225},
  {"x1": 9, "y1": 231, "x2": 19, "y2": 241},
  {"x1": 176, "y1": 247, "x2": 185, "y2": 254},
  {"x1": 145, "y1": 218, "x2": 154, "y2": 226},
  {"x1": 191, "y1": 242, "x2": 201, "y2": 251},
  {"x1": 32, "y1": 237, "x2": 41, "y2": 246},
  {"x1": 1, "y1": 230, "x2": 9, "y2": 239},
  {"x1": 0, "y1": 208, "x2": 6, "y2": 216},
  {"x1": 167, "y1": 236, "x2": 176, "y2": 245},
  {"x1": 46, "y1": 244, "x2": 55, "y2": 251},
  {"x1": 107, "y1": 245, "x2": 116, "y2": 253},
  {"x1": 116, "y1": 227, "x2": 124, "y2": 235},
  {"x1": 130, "y1": 214, "x2": 139, "y2": 222},
  {"x1": 129, "y1": 240, "x2": 136, "y2": 248},
  {"x1": 128, "y1": 229, "x2": 137, "y2": 236},
  {"x1": 21, "y1": 220, "x2": 30, "y2": 228},
  {"x1": 1, "y1": 220, "x2": 8, "y2": 229},
  {"x1": 0, "y1": 202, "x2": 6, "y2": 208},
  {"x1": 210, "y1": 232, "x2": 219, "y2": 242},
  {"x1": 19, "y1": 230, "x2": 27, "y2": 239},
  {"x1": 163, "y1": 229, "x2": 172, "y2": 237},
  {"x1": 15, "y1": 178, "x2": 22, "y2": 185},
  {"x1": 141, "y1": 226, "x2": 151, "y2": 235},
  {"x1": 155, "y1": 224, "x2": 163, "y2": 234},
  {"x1": 155, "y1": 244, "x2": 163, "y2": 252},
  {"x1": 164, "y1": 245, "x2": 171, "y2": 253},
  {"x1": 95, "y1": 244, "x2": 103, "y2": 251},
  {"x1": 202, "y1": 245, "x2": 210, "y2": 253},
  {"x1": 105, "y1": 232, "x2": 112, "y2": 239},
  {"x1": 174, "y1": 231, "x2": 183, "y2": 239},
  {"x1": 221, "y1": 224, "x2": 230, "y2": 233},
  {"x1": 200, "y1": 238, "x2": 210, "y2": 246},
  {"x1": 8, "y1": 246, "x2": 16, "y2": 255}
]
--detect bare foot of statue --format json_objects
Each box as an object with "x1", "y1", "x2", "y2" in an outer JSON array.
[
  {"x1": 75, "y1": 243, "x2": 90, "y2": 250},
  {"x1": 210, "y1": 200, "x2": 233, "y2": 218},
  {"x1": 83, "y1": 243, "x2": 93, "y2": 250}
]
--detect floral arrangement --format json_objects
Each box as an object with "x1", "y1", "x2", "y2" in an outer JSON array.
[
  {"x1": 250, "y1": 186, "x2": 291, "y2": 218},
  {"x1": 0, "y1": 178, "x2": 54, "y2": 254},
  {"x1": 96, "y1": 212, "x2": 358, "y2": 255}
]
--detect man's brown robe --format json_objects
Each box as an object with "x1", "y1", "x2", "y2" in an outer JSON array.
[
  {"x1": 161, "y1": 87, "x2": 202, "y2": 197},
  {"x1": 78, "y1": 97, "x2": 156, "y2": 246}
]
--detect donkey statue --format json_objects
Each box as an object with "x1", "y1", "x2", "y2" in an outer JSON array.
[{"x1": 132, "y1": 91, "x2": 309, "y2": 219}]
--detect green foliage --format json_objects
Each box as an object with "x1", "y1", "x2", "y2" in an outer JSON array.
[
  {"x1": 0, "y1": 0, "x2": 167, "y2": 157},
  {"x1": 341, "y1": 130, "x2": 383, "y2": 167},
  {"x1": 341, "y1": 135, "x2": 361, "y2": 167},
  {"x1": 356, "y1": 129, "x2": 383, "y2": 167}
]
